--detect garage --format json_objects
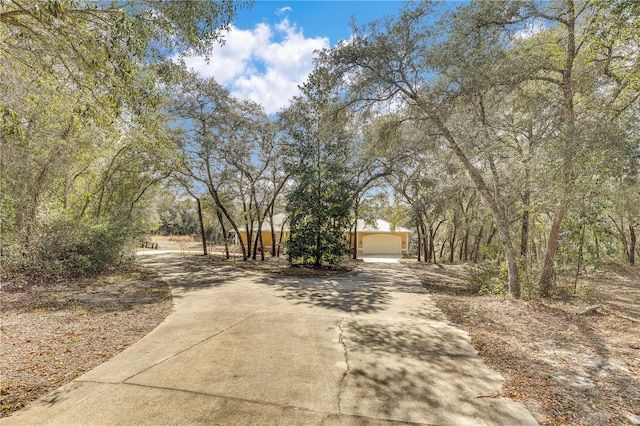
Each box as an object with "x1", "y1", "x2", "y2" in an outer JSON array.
[{"x1": 362, "y1": 234, "x2": 402, "y2": 255}]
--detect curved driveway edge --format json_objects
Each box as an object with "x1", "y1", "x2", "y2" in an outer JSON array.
[{"x1": 2, "y1": 253, "x2": 537, "y2": 425}]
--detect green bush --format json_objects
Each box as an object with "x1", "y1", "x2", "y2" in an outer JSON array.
[
  {"x1": 466, "y1": 261, "x2": 508, "y2": 296},
  {"x1": 4, "y1": 217, "x2": 135, "y2": 276}
]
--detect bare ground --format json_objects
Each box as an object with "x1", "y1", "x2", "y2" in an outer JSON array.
[
  {"x1": 407, "y1": 261, "x2": 640, "y2": 426},
  {"x1": 0, "y1": 267, "x2": 172, "y2": 417}
]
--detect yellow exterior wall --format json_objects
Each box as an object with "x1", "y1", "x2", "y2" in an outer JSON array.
[
  {"x1": 239, "y1": 231, "x2": 290, "y2": 253},
  {"x1": 239, "y1": 230, "x2": 408, "y2": 255},
  {"x1": 352, "y1": 232, "x2": 409, "y2": 254}
]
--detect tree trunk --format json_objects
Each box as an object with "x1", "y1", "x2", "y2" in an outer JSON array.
[
  {"x1": 278, "y1": 219, "x2": 287, "y2": 257},
  {"x1": 430, "y1": 234, "x2": 436, "y2": 263},
  {"x1": 216, "y1": 210, "x2": 229, "y2": 259},
  {"x1": 252, "y1": 231, "x2": 260, "y2": 261},
  {"x1": 473, "y1": 225, "x2": 483, "y2": 263},
  {"x1": 315, "y1": 225, "x2": 322, "y2": 268},
  {"x1": 259, "y1": 230, "x2": 265, "y2": 261},
  {"x1": 486, "y1": 226, "x2": 496, "y2": 246},
  {"x1": 210, "y1": 188, "x2": 246, "y2": 260},
  {"x1": 441, "y1": 124, "x2": 520, "y2": 297},
  {"x1": 537, "y1": 1, "x2": 577, "y2": 298},
  {"x1": 629, "y1": 217, "x2": 637, "y2": 266},
  {"x1": 430, "y1": 220, "x2": 444, "y2": 264},
  {"x1": 610, "y1": 215, "x2": 629, "y2": 258},
  {"x1": 448, "y1": 223, "x2": 456, "y2": 263},
  {"x1": 574, "y1": 223, "x2": 585, "y2": 294},
  {"x1": 419, "y1": 219, "x2": 428, "y2": 263},
  {"x1": 520, "y1": 192, "x2": 530, "y2": 260},
  {"x1": 424, "y1": 236, "x2": 429, "y2": 263},
  {"x1": 196, "y1": 198, "x2": 207, "y2": 256},
  {"x1": 416, "y1": 223, "x2": 422, "y2": 262},
  {"x1": 352, "y1": 203, "x2": 360, "y2": 260},
  {"x1": 462, "y1": 229, "x2": 469, "y2": 262},
  {"x1": 538, "y1": 196, "x2": 570, "y2": 297},
  {"x1": 270, "y1": 204, "x2": 277, "y2": 256}
]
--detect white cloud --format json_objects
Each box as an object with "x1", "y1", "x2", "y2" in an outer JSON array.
[
  {"x1": 276, "y1": 6, "x2": 292, "y2": 16},
  {"x1": 513, "y1": 19, "x2": 547, "y2": 40},
  {"x1": 180, "y1": 19, "x2": 329, "y2": 115}
]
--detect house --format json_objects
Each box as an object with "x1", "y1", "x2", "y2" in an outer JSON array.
[
  {"x1": 353, "y1": 218, "x2": 411, "y2": 256},
  {"x1": 237, "y1": 213, "x2": 290, "y2": 255},
  {"x1": 237, "y1": 213, "x2": 410, "y2": 256}
]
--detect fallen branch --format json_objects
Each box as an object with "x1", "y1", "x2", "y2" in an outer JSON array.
[
  {"x1": 578, "y1": 304, "x2": 605, "y2": 315},
  {"x1": 610, "y1": 311, "x2": 640, "y2": 324}
]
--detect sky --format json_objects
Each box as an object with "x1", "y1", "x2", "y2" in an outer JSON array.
[{"x1": 181, "y1": 1, "x2": 407, "y2": 115}]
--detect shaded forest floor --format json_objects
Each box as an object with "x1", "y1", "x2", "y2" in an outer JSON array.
[
  {"x1": 407, "y1": 260, "x2": 640, "y2": 426},
  {"x1": 0, "y1": 267, "x2": 172, "y2": 417}
]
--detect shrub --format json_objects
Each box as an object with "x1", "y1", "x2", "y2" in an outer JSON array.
[
  {"x1": 466, "y1": 261, "x2": 509, "y2": 296},
  {"x1": 4, "y1": 217, "x2": 135, "y2": 276}
]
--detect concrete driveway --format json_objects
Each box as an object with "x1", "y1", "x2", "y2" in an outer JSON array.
[
  {"x1": 359, "y1": 255, "x2": 401, "y2": 263},
  {"x1": 3, "y1": 253, "x2": 537, "y2": 425}
]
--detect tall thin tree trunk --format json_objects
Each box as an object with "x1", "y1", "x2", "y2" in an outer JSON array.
[
  {"x1": 216, "y1": 210, "x2": 229, "y2": 259},
  {"x1": 539, "y1": 195, "x2": 570, "y2": 296},
  {"x1": 270, "y1": 204, "x2": 276, "y2": 256},
  {"x1": 252, "y1": 231, "x2": 259, "y2": 261},
  {"x1": 196, "y1": 198, "x2": 207, "y2": 256},
  {"x1": 629, "y1": 217, "x2": 637, "y2": 266},
  {"x1": 449, "y1": 223, "x2": 456, "y2": 263},
  {"x1": 538, "y1": 1, "x2": 577, "y2": 298},
  {"x1": 352, "y1": 203, "x2": 360, "y2": 260},
  {"x1": 210, "y1": 188, "x2": 246, "y2": 261},
  {"x1": 574, "y1": 223, "x2": 585, "y2": 294},
  {"x1": 520, "y1": 191, "x2": 530, "y2": 260},
  {"x1": 473, "y1": 226, "x2": 483, "y2": 263},
  {"x1": 416, "y1": 223, "x2": 422, "y2": 262},
  {"x1": 431, "y1": 220, "x2": 444, "y2": 264},
  {"x1": 419, "y1": 219, "x2": 428, "y2": 263}
]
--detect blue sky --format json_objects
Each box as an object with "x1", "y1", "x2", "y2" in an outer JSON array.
[{"x1": 181, "y1": 1, "x2": 407, "y2": 114}]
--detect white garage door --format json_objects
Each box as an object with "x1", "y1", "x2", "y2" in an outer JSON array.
[{"x1": 362, "y1": 234, "x2": 402, "y2": 254}]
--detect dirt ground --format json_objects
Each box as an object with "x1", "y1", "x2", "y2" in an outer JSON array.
[
  {"x1": 407, "y1": 261, "x2": 640, "y2": 426},
  {"x1": 0, "y1": 267, "x2": 172, "y2": 417}
]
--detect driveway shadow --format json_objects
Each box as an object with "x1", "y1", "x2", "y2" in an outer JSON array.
[
  {"x1": 138, "y1": 253, "x2": 248, "y2": 294},
  {"x1": 255, "y1": 263, "x2": 426, "y2": 315},
  {"x1": 339, "y1": 316, "x2": 534, "y2": 424}
]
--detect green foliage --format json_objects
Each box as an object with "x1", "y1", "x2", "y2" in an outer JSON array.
[
  {"x1": 285, "y1": 168, "x2": 354, "y2": 267},
  {"x1": 155, "y1": 195, "x2": 199, "y2": 236},
  {"x1": 466, "y1": 261, "x2": 509, "y2": 296},
  {"x1": 574, "y1": 280, "x2": 603, "y2": 304},
  {"x1": 0, "y1": 0, "x2": 249, "y2": 274},
  {"x1": 4, "y1": 217, "x2": 135, "y2": 276},
  {"x1": 281, "y1": 71, "x2": 355, "y2": 268}
]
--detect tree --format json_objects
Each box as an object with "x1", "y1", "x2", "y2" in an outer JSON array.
[
  {"x1": 313, "y1": 0, "x2": 640, "y2": 298},
  {"x1": 0, "y1": 0, "x2": 250, "y2": 273},
  {"x1": 168, "y1": 74, "x2": 248, "y2": 260},
  {"x1": 317, "y1": 2, "x2": 524, "y2": 297},
  {"x1": 280, "y1": 74, "x2": 354, "y2": 268},
  {"x1": 493, "y1": 0, "x2": 640, "y2": 295}
]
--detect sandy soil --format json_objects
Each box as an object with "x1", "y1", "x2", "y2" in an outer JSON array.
[
  {"x1": 407, "y1": 261, "x2": 640, "y2": 426},
  {"x1": 0, "y1": 267, "x2": 172, "y2": 417}
]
